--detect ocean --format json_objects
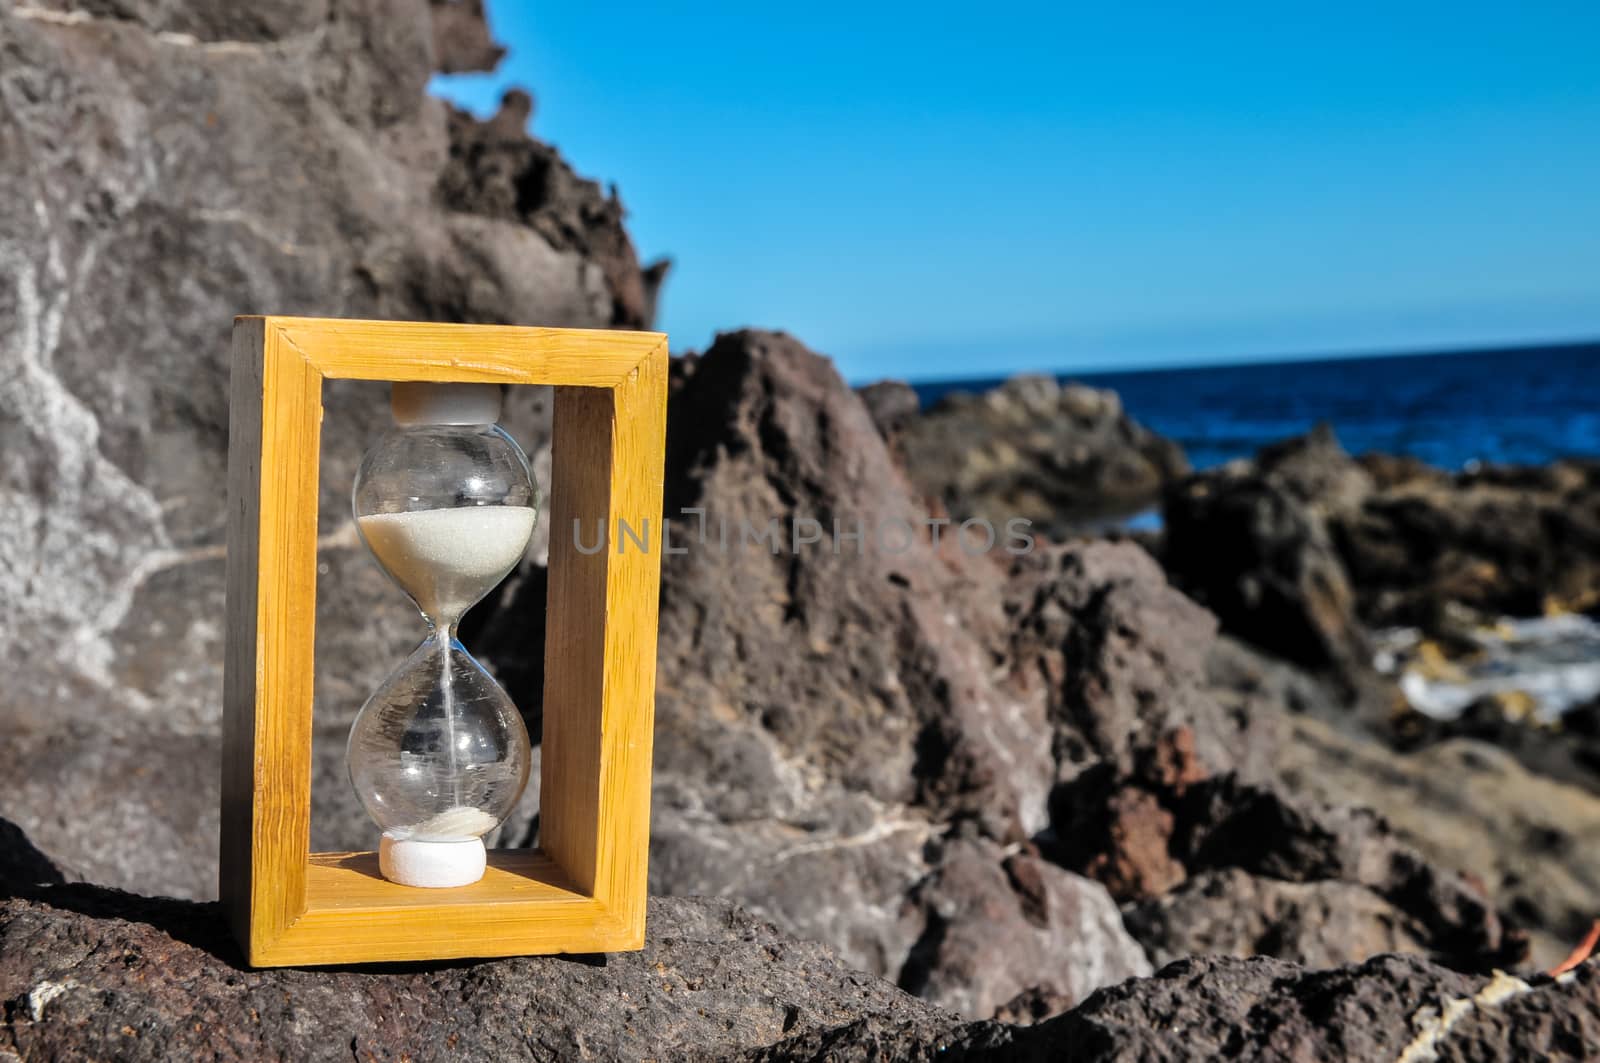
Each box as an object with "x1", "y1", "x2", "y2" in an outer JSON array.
[{"x1": 912, "y1": 340, "x2": 1600, "y2": 471}]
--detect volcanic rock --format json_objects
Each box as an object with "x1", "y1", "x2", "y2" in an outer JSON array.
[
  {"x1": 998, "y1": 953, "x2": 1600, "y2": 1062},
  {"x1": 1122, "y1": 867, "x2": 1428, "y2": 968},
  {"x1": 0, "y1": 880, "x2": 959, "y2": 1061},
  {"x1": 1163, "y1": 426, "x2": 1600, "y2": 666},
  {"x1": 747, "y1": 953, "x2": 1600, "y2": 1061},
  {"x1": 857, "y1": 378, "x2": 922, "y2": 443},
  {"x1": 1161, "y1": 425, "x2": 1371, "y2": 680},
  {"x1": 620, "y1": 329, "x2": 1151, "y2": 1015},
  {"x1": 897, "y1": 837, "x2": 1150, "y2": 1021},
  {"x1": 429, "y1": 0, "x2": 505, "y2": 74},
  {"x1": 1280, "y1": 711, "x2": 1600, "y2": 970},
  {"x1": 436, "y1": 90, "x2": 669, "y2": 329},
  {"x1": 1174, "y1": 776, "x2": 1523, "y2": 970},
  {"x1": 1004, "y1": 540, "x2": 1270, "y2": 788},
  {"x1": 897, "y1": 375, "x2": 1188, "y2": 539},
  {"x1": 6, "y1": 818, "x2": 1590, "y2": 1062},
  {"x1": 1334, "y1": 458, "x2": 1600, "y2": 630}
]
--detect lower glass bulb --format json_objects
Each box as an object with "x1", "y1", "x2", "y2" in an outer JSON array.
[{"x1": 348, "y1": 635, "x2": 531, "y2": 886}]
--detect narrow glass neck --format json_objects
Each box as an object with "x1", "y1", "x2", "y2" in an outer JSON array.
[{"x1": 423, "y1": 613, "x2": 461, "y2": 640}]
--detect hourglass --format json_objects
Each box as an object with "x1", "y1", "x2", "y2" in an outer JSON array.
[
  {"x1": 223, "y1": 315, "x2": 665, "y2": 966},
  {"x1": 348, "y1": 382, "x2": 538, "y2": 888}
]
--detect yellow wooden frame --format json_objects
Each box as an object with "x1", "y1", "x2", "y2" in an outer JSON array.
[{"x1": 221, "y1": 316, "x2": 666, "y2": 966}]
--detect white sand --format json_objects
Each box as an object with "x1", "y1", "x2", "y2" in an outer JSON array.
[
  {"x1": 358, "y1": 506, "x2": 535, "y2": 623},
  {"x1": 405, "y1": 804, "x2": 500, "y2": 840}
]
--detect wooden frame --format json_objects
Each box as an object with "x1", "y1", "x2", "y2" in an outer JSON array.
[{"x1": 222, "y1": 316, "x2": 667, "y2": 966}]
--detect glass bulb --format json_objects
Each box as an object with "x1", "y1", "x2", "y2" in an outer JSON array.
[
  {"x1": 347, "y1": 636, "x2": 529, "y2": 839},
  {"x1": 346, "y1": 384, "x2": 538, "y2": 888}
]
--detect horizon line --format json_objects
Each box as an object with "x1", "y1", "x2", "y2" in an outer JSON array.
[{"x1": 886, "y1": 333, "x2": 1600, "y2": 390}]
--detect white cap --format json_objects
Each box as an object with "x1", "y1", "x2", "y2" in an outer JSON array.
[
  {"x1": 391, "y1": 382, "x2": 503, "y2": 426},
  {"x1": 379, "y1": 833, "x2": 487, "y2": 888}
]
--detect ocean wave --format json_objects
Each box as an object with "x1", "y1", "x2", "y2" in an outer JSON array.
[{"x1": 1376, "y1": 615, "x2": 1600, "y2": 721}]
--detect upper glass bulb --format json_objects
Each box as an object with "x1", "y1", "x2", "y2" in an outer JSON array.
[
  {"x1": 347, "y1": 381, "x2": 538, "y2": 888},
  {"x1": 352, "y1": 383, "x2": 537, "y2": 627}
]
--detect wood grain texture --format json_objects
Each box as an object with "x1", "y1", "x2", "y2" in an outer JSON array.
[
  {"x1": 276, "y1": 316, "x2": 665, "y2": 388},
  {"x1": 539, "y1": 385, "x2": 615, "y2": 897},
  {"x1": 258, "y1": 325, "x2": 326, "y2": 954},
  {"x1": 590, "y1": 350, "x2": 668, "y2": 943},
  {"x1": 304, "y1": 849, "x2": 581, "y2": 909},
  {"x1": 222, "y1": 316, "x2": 667, "y2": 966}
]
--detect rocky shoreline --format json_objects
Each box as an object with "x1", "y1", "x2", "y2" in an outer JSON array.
[
  {"x1": 6, "y1": 818, "x2": 1598, "y2": 1061},
  {"x1": 3, "y1": 0, "x2": 1599, "y2": 1058},
  {"x1": 886, "y1": 370, "x2": 1600, "y2": 974}
]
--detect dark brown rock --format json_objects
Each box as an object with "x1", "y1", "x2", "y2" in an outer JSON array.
[
  {"x1": 1123, "y1": 867, "x2": 1428, "y2": 969},
  {"x1": 1005, "y1": 541, "x2": 1269, "y2": 787},
  {"x1": 746, "y1": 954, "x2": 1600, "y2": 1062},
  {"x1": 619, "y1": 329, "x2": 1155, "y2": 1014},
  {"x1": 898, "y1": 375, "x2": 1188, "y2": 538},
  {"x1": 5, "y1": 814, "x2": 1578, "y2": 1062},
  {"x1": 857, "y1": 379, "x2": 922, "y2": 443},
  {"x1": 1161, "y1": 426, "x2": 1371, "y2": 680},
  {"x1": 655, "y1": 330, "x2": 1055, "y2": 840},
  {"x1": 1017, "y1": 606, "x2": 1524, "y2": 971},
  {"x1": 897, "y1": 838, "x2": 1149, "y2": 1022},
  {"x1": 1334, "y1": 458, "x2": 1600, "y2": 629},
  {"x1": 429, "y1": 0, "x2": 506, "y2": 74},
  {"x1": 1205, "y1": 633, "x2": 1600, "y2": 970},
  {"x1": 1076, "y1": 787, "x2": 1186, "y2": 902},
  {"x1": 1005, "y1": 953, "x2": 1600, "y2": 1062},
  {"x1": 1165, "y1": 426, "x2": 1600, "y2": 659},
  {"x1": 1280, "y1": 709, "x2": 1600, "y2": 971},
  {"x1": 0, "y1": 883, "x2": 962, "y2": 1062},
  {"x1": 435, "y1": 90, "x2": 668, "y2": 329},
  {"x1": 1175, "y1": 775, "x2": 1524, "y2": 970}
]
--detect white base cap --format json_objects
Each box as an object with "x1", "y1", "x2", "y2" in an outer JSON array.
[{"x1": 379, "y1": 832, "x2": 487, "y2": 888}]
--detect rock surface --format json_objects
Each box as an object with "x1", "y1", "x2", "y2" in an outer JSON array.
[
  {"x1": 625, "y1": 330, "x2": 1150, "y2": 1016},
  {"x1": 994, "y1": 953, "x2": 1600, "y2": 1062},
  {"x1": 1123, "y1": 867, "x2": 1427, "y2": 969},
  {"x1": 896, "y1": 375, "x2": 1189, "y2": 539},
  {"x1": 1338, "y1": 457, "x2": 1600, "y2": 629},
  {"x1": 0, "y1": 885, "x2": 954, "y2": 1061},
  {"x1": 1161, "y1": 428, "x2": 1600, "y2": 969},
  {"x1": 897, "y1": 838, "x2": 1151, "y2": 1021},
  {"x1": 429, "y1": 0, "x2": 505, "y2": 74},
  {"x1": 1161, "y1": 426, "x2": 1372, "y2": 680},
  {"x1": 4, "y1": 821, "x2": 1595, "y2": 1062},
  {"x1": 1163, "y1": 426, "x2": 1600, "y2": 665},
  {"x1": 1279, "y1": 711, "x2": 1600, "y2": 970},
  {"x1": 0, "y1": 0, "x2": 652, "y2": 890}
]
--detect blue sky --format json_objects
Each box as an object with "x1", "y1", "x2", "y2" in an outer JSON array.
[{"x1": 432, "y1": 2, "x2": 1600, "y2": 382}]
